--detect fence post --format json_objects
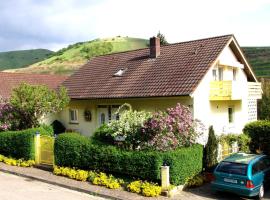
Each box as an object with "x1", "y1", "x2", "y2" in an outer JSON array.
[
  {"x1": 35, "y1": 131, "x2": 40, "y2": 165},
  {"x1": 161, "y1": 164, "x2": 170, "y2": 191}
]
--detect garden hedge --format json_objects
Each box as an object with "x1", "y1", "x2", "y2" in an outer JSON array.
[
  {"x1": 0, "y1": 126, "x2": 53, "y2": 160},
  {"x1": 54, "y1": 133, "x2": 203, "y2": 185},
  {"x1": 243, "y1": 120, "x2": 270, "y2": 154}
]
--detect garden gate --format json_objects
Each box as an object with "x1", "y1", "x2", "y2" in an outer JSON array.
[{"x1": 35, "y1": 134, "x2": 55, "y2": 165}]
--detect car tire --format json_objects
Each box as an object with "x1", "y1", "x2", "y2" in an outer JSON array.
[{"x1": 257, "y1": 184, "x2": 264, "y2": 199}]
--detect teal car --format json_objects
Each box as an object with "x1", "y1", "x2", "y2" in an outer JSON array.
[{"x1": 211, "y1": 153, "x2": 270, "y2": 199}]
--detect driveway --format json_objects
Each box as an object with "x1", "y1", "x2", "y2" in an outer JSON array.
[
  {"x1": 0, "y1": 172, "x2": 109, "y2": 200},
  {"x1": 179, "y1": 183, "x2": 270, "y2": 200}
]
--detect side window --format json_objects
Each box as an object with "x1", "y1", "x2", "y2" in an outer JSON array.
[
  {"x1": 252, "y1": 159, "x2": 267, "y2": 175},
  {"x1": 218, "y1": 67, "x2": 223, "y2": 81},
  {"x1": 212, "y1": 69, "x2": 217, "y2": 81},
  {"x1": 233, "y1": 68, "x2": 237, "y2": 81},
  {"x1": 263, "y1": 157, "x2": 270, "y2": 168},
  {"x1": 69, "y1": 109, "x2": 78, "y2": 123},
  {"x1": 252, "y1": 162, "x2": 260, "y2": 175},
  {"x1": 100, "y1": 113, "x2": 106, "y2": 124},
  {"x1": 228, "y1": 107, "x2": 234, "y2": 123}
]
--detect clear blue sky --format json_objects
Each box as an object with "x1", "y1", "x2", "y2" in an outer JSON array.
[{"x1": 0, "y1": 0, "x2": 270, "y2": 52}]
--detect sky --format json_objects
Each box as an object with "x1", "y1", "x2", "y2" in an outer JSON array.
[{"x1": 0, "y1": 0, "x2": 270, "y2": 52}]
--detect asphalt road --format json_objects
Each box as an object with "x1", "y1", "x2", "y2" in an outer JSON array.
[{"x1": 0, "y1": 172, "x2": 109, "y2": 200}]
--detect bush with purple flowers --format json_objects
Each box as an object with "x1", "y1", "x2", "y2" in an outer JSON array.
[{"x1": 142, "y1": 103, "x2": 204, "y2": 151}]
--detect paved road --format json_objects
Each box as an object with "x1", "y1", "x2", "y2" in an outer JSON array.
[
  {"x1": 181, "y1": 183, "x2": 270, "y2": 200},
  {"x1": 0, "y1": 172, "x2": 109, "y2": 200}
]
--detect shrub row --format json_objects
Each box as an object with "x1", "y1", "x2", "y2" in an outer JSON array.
[
  {"x1": 54, "y1": 133, "x2": 203, "y2": 185},
  {"x1": 243, "y1": 120, "x2": 270, "y2": 154},
  {"x1": 0, "y1": 127, "x2": 52, "y2": 160}
]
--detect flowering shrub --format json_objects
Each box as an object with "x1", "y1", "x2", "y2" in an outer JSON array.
[
  {"x1": 108, "y1": 103, "x2": 151, "y2": 149},
  {"x1": 0, "y1": 154, "x2": 35, "y2": 167},
  {"x1": 53, "y1": 166, "x2": 124, "y2": 189},
  {"x1": 127, "y1": 180, "x2": 161, "y2": 197},
  {"x1": 0, "y1": 103, "x2": 13, "y2": 131},
  {"x1": 142, "y1": 103, "x2": 204, "y2": 151}
]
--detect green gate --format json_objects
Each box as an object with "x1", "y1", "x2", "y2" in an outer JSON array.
[{"x1": 35, "y1": 135, "x2": 54, "y2": 165}]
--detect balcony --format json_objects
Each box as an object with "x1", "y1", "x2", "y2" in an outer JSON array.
[
  {"x1": 209, "y1": 81, "x2": 262, "y2": 101},
  {"x1": 248, "y1": 82, "x2": 262, "y2": 99},
  {"x1": 210, "y1": 81, "x2": 234, "y2": 101}
]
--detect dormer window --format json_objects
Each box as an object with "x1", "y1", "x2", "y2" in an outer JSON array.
[{"x1": 113, "y1": 68, "x2": 127, "y2": 77}]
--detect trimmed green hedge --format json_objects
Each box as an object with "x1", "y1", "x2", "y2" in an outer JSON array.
[
  {"x1": 0, "y1": 129, "x2": 35, "y2": 160},
  {"x1": 243, "y1": 120, "x2": 270, "y2": 154},
  {"x1": 54, "y1": 133, "x2": 203, "y2": 185},
  {"x1": 0, "y1": 127, "x2": 52, "y2": 160}
]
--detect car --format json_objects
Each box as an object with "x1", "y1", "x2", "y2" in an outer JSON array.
[{"x1": 211, "y1": 153, "x2": 270, "y2": 199}]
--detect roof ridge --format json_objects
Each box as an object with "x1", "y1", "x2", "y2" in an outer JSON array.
[
  {"x1": 0, "y1": 71, "x2": 68, "y2": 78},
  {"x1": 89, "y1": 34, "x2": 234, "y2": 59}
]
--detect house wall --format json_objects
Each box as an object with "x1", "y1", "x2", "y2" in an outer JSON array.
[
  {"x1": 57, "y1": 96, "x2": 192, "y2": 136},
  {"x1": 192, "y1": 45, "x2": 250, "y2": 136}
]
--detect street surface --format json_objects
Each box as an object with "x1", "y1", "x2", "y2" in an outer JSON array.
[{"x1": 0, "y1": 172, "x2": 109, "y2": 200}]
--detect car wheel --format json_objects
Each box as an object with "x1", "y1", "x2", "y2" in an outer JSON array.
[{"x1": 257, "y1": 184, "x2": 264, "y2": 199}]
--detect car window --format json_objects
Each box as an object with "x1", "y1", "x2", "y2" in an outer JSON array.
[
  {"x1": 217, "y1": 162, "x2": 247, "y2": 176},
  {"x1": 263, "y1": 157, "x2": 270, "y2": 168},
  {"x1": 252, "y1": 159, "x2": 267, "y2": 175}
]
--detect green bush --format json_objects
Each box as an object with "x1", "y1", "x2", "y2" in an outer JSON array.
[
  {"x1": 54, "y1": 133, "x2": 203, "y2": 185},
  {"x1": 0, "y1": 129, "x2": 35, "y2": 160},
  {"x1": 243, "y1": 120, "x2": 270, "y2": 154},
  {"x1": 218, "y1": 133, "x2": 251, "y2": 153}
]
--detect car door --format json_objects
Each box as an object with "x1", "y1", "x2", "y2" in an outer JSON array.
[
  {"x1": 251, "y1": 159, "x2": 265, "y2": 188},
  {"x1": 262, "y1": 157, "x2": 270, "y2": 185}
]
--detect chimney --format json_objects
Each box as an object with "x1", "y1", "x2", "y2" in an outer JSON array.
[{"x1": 150, "y1": 37, "x2": 160, "y2": 58}]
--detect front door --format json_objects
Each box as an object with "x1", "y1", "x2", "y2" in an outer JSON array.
[{"x1": 97, "y1": 107, "x2": 109, "y2": 126}]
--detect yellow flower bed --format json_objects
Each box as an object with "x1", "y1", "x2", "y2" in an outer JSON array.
[
  {"x1": 0, "y1": 154, "x2": 35, "y2": 167},
  {"x1": 53, "y1": 165, "x2": 162, "y2": 197},
  {"x1": 127, "y1": 180, "x2": 162, "y2": 197}
]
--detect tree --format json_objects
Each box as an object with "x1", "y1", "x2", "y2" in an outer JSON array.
[
  {"x1": 204, "y1": 126, "x2": 218, "y2": 170},
  {"x1": 258, "y1": 78, "x2": 270, "y2": 120},
  {"x1": 157, "y1": 31, "x2": 168, "y2": 45},
  {"x1": 10, "y1": 83, "x2": 70, "y2": 128}
]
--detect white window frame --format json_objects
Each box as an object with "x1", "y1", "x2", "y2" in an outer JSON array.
[{"x1": 69, "y1": 109, "x2": 79, "y2": 123}]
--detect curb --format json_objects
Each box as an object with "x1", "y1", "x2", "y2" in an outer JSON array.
[{"x1": 0, "y1": 168, "x2": 123, "y2": 200}]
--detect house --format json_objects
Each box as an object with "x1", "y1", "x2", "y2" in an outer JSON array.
[
  {"x1": 0, "y1": 72, "x2": 67, "y2": 123},
  {"x1": 56, "y1": 35, "x2": 261, "y2": 137}
]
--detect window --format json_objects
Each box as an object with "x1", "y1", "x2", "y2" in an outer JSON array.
[
  {"x1": 233, "y1": 68, "x2": 237, "y2": 81},
  {"x1": 212, "y1": 69, "x2": 217, "y2": 80},
  {"x1": 217, "y1": 161, "x2": 247, "y2": 176},
  {"x1": 228, "y1": 107, "x2": 234, "y2": 123},
  {"x1": 218, "y1": 67, "x2": 223, "y2": 81},
  {"x1": 69, "y1": 109, "x2": 78, "y2": 123},
  {"x1": 252, "y1": 159, "x2": 267, "y2": 175}
]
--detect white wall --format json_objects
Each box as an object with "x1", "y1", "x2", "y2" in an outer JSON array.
[{"x1": 192, "y1": 45, "x2": 250, "y2": 137}]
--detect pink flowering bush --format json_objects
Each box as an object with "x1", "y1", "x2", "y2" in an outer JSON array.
[{"x1": 142, "y1": 103, "x2": 204, "y2": 151}]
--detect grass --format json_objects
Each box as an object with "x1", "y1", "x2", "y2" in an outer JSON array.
[
  {"x1": 0, "y1": 49, "x2": 53, "y2": 71},
  {"x1": 7, "y1": 37, "x2": 148, "y2": 75}
]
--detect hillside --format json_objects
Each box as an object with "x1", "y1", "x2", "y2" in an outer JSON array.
[
  {"x1": 242, "y1": 47, "x2": 270, "y2": 78},
  {"x1": 7, "y1": 37, "x2": 148, "y2": 75},
  {"x1": 0, "y1": 49, "x2": 53, "y2": 70}
]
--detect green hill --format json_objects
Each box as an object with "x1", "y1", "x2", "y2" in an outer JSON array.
[
  {"x1": 242, "y1": 47, "x2": 270, "y2": 78},
  {"x1": 0, "y1": 49, "x2": 53, "y2": 70},
  {"x1": 7, "y1": 37, "x2": 148, "y2": 75}
]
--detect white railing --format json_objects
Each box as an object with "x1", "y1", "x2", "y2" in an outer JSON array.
[{"x1": 248, "y1": 82, "x2": 262, "y2": 99}]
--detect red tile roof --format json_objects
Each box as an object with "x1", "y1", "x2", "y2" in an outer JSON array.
[
  {"x1": 0, "y1": 72, "x2": 67, "y2": 99},
  {"x1": 63, "y1": 35, "x2": 233, "y2": 99}
]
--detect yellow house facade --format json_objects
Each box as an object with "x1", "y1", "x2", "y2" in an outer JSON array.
[{"x1": 56, "y1": 35, "x2": 261, "y2": 140}]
